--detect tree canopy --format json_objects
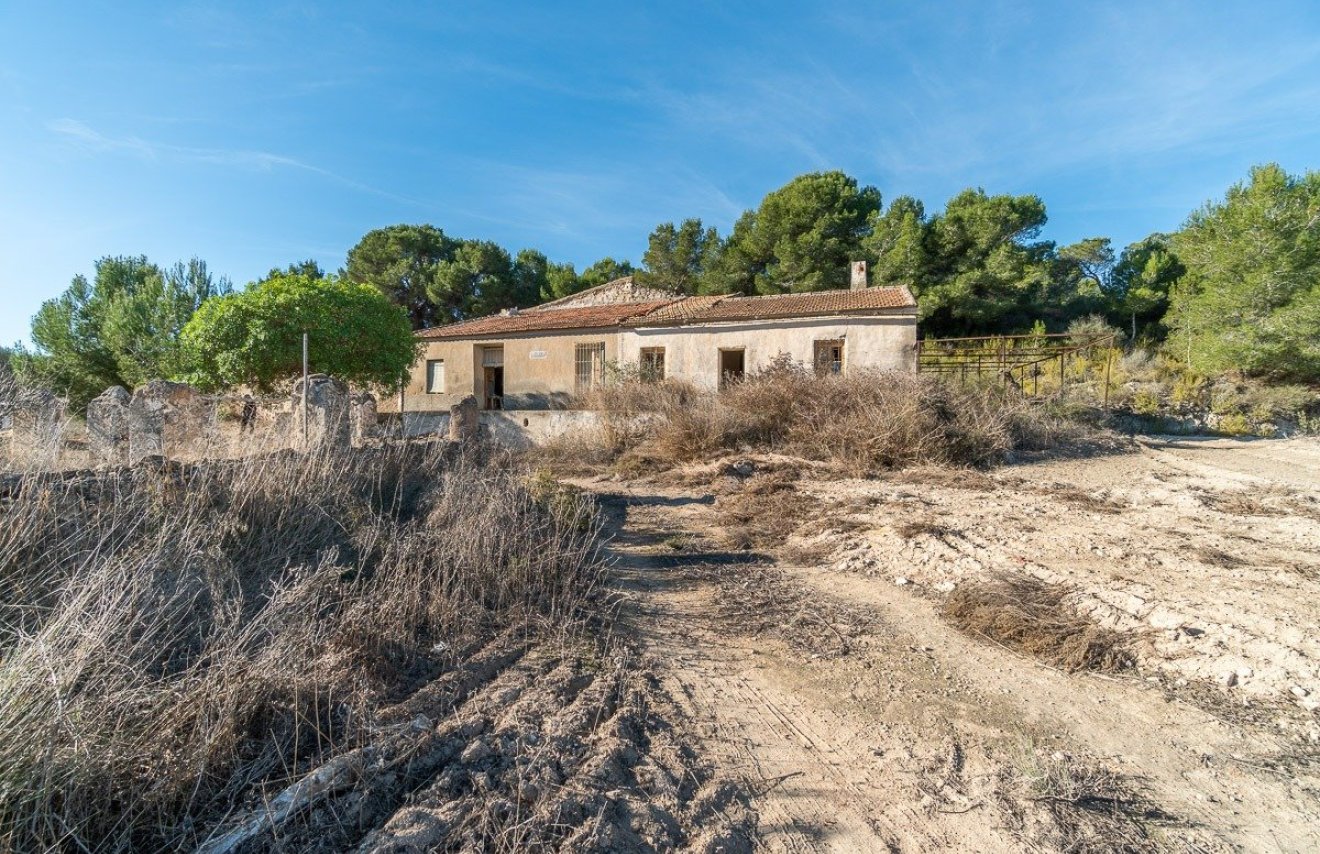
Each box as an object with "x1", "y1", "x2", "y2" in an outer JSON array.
[
  {"x1": 19, "y1": 162, "x2": 1320, "y2": 402},
  {"x1": 180, "y1": 273, "x2": 416, "y2": 391},
  {"x1": 705, "y1": 171, "x2": 881, "y2": 295},
  {"x1": 637, "y1": 219, "x2": 721, "y2": 294},
  {"x1": 1167, "y1": 163, "x2": 1320, "y2": 380},
  {"x1": 13, "y1": 256, "x2": 229, "y2": 410}
]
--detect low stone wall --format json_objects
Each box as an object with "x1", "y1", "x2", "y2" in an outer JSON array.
[
  {"x1": 4, "y1": 377, "x2": 388, "y2": 470},
  {"x1": 399, "y1": 408, "x2": 602, "y2": 448}
]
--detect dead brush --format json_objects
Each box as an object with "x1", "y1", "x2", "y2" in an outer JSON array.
[
  {"x1": 1004, "y1": 746, "x2": 1168, "y2": 854},
  {"x1": 1197, "y1": 488, "x2": 1287, "y2": 518},
  {"x1": 695, "y1": 561, "x2": 871, "y2": 657},
  {"x1": 1041, "y1": 483, "x2": 1126, "y2": 515},
  {"x1": 548, "y1": 360, "x2": 1078, "y2": 476},
  {"x1": 941, "y1": 574, "x2": 1136, "y2": 673},
  {"x1": 0, "y1": 441, "x2": 607, "y2": 853},
  {"x1": 714, "y1": 472, "x2": 804, "y2": 551},
  {"x1": 895, "y1": 517, "x2": 957, "y2": 540}
]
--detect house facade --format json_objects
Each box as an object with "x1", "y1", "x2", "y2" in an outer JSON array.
[{"x1": 396, "y1": 274, "x2": 917, "y2": 413}]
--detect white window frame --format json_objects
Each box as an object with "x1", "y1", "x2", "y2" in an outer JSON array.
[{"x1": 426, "y1": 359, "x2": 445, "y2": 393}]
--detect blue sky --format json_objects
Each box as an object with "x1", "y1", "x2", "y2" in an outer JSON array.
[{"x1": 3, "y1": 1, "x2": 1319, "y2": 345}]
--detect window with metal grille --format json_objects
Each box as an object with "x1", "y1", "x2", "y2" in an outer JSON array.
[
  {"x1": 575, "y1": 342, "x2": 606, "y2": 391},
  {"x1": 426, "y1": 359, "x2": 445, "y2": 393},
  {"x1": 813, "y1": 340, "x2": 844, "y2": 376},
  {"x1": 640, "y1": 347, "x2": 665, "y2": 382}
]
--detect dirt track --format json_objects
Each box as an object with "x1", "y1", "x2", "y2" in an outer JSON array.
[{"x1": 587, "y1": 437, "x2": 1320, "y2": 852}]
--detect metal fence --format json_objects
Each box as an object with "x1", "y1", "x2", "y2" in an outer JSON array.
[{"x1": 916, "y1": 332, "x2": 1119, "y2": 406}]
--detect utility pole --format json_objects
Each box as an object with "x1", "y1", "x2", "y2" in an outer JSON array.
[{"x1": 301, "y1": 331, "x2": 309, "y2": 449}]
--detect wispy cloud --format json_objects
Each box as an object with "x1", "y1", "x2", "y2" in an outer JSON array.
[{"x1": 48, "y1": 118, "x2": 434, "y2": 208}]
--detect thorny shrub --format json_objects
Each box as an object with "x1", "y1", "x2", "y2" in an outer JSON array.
[{"x1": 0, "y1": 441, "x2": 604, "y2": 852}]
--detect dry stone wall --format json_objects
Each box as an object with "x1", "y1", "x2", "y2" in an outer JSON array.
[{"x1": 3, "y1": 375, "x2": 382, "y2": 471}]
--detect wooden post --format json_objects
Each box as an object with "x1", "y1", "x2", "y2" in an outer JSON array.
[
  {"x1": 1103, "y1": 346, "x2": 1114, "y2": 408},
  {"x1": 301, "y1": 332, "x2": 309, "y2": 449}
]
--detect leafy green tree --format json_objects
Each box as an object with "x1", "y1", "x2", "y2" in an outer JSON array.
[
  {"x1": 181, "y1": 273, "x2": 416, "y2": 391},
  {"x1": 344, "y1": 224, "x2": 458, "y2": 329},
  {"x1": 706, "y1": 171, "x2": 882, "y2": 295},
  {"x1": 13, "y1": 256, "x2": 228, "y2": 410},
  {"x1": 1043, "y1": 237, "x2": 1115, "y2": 328},
  {"x1": 1167, "y1": 163, "x2": 1320, "y2": 380},
  {"x1": 429, "y1": 240, "x2": 517, "y2": 318},
  {"x1": 1112, "y1": 234, "x2": 1184, "y2": 340},
  {"x1": 268, "y1": 259, "x2": 325, "y2": 280},
  {"x1": 578, "y1": 257, "x2": 635, "y2": 289},
  {"x1": 863, "y1": 195, "x2": 930, "y2": 288},
  {"x1": 638, "y1": 219, "x2": 721, "y2": 294},
  {"x1": 541, "y1": 262, "x2": 584, "y2": 301},
  {"x1": 916, "y1": 189, "x2": 1054, "y2": 335}
]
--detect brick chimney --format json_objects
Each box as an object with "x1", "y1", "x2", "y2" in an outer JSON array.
[{"x1": 850, "y1": 260, "x2": 868, "y2": 290}]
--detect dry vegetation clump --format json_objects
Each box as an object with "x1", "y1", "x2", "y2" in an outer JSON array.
[
  {"x1": 941, "y1": 574, "x2": 1137, "y2": 674},
  {"x1": 894, "y1": 517, "x2": 959, "y2": 540},
  {"x1": 0, "y1": 441, "x2": 605, "y2": 852},
  {"x1": 713, "y1": 470, "x2": 805, "y2": 551},
  {"x1": 1001, "y1": 747, "x2": 1169, "y2": 853},
  {"x1": 695, "y1": 561, "x2": 872, "y2": 657},
  {"x1": 565, "y1": 359, "x2": 1084, "y2": 476}
]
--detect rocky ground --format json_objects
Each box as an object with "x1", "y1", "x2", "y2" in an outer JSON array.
[{"x1": 574, "y1": 436, "x2": 1320, "y2": 852}]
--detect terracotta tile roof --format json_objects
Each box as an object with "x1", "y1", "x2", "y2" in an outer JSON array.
[
  {"x1": 416, "y1": 287, "x2": 916, "y2": 340},
  {"x1": 416, "y1": 300, "x2": 676, "y2": 339},
  {"x1": 628, "y1": 287, "x2": 915, "y2": 326},
  {"x1": 628, "y1": 294, "x2": 730, "y2": 324}
]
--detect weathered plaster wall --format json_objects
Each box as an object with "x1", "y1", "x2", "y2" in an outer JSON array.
[
  {"x1": 396, "y1": 312, "x2": 917, "y2": 412},
  {"x1": 618, "y1": 314, "x2": 917, "y2": 388},
  {"x1": 399, "y1": 409, "x2": 603, "y2": 447},
  {"x1": 399, "y1": 329, "x2": 621, "y2": 413}
]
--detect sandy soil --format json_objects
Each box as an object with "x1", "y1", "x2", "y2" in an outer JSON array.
[{"x1": 582, "y1": 437, "x2": 1320, "y2": 852}]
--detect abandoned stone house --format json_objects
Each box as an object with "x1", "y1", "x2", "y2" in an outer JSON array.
[{"x1": 395, "y1": 265, "x2": 917, "y2": 414}]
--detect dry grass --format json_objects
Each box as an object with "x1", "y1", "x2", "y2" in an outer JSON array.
[
  {"x1": 552, "y1": 359, "x2": 1086, "y2": 477},
  {"x1": 714, "y1": 471, "x2": 805, "y2": 552},
  {"x1": 1004, "y1": 746, "x2": 1168, "y2": 853},
  {"x1": 0, "y1": 441, "x2": 605, "y2": 852},
  {"x1": 894, "y1": 518, "x2": 959, "y2": 540},
  {"x1": 941, "y1": 574, "x2": 1136, "y2": 674},
  {"x1": 694, "y1": 560, "x2": 872, "y2": 658}
]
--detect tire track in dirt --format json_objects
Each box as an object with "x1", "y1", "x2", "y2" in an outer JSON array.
[{"x1": 599, "y1": 490, "x2": 995, "y2": 853}]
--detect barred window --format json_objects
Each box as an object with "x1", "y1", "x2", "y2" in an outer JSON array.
[
  {"x1": 575, "y1": 342, "x2": 606, "y2": 391},
  {"x1": 426, "y1": 359, "x2": 445, "y2": 393},
  {"x1": 640, "y1": 347, "x2": 665, "y2": 382}
]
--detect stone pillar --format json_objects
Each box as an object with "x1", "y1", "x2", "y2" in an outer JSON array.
[
  {"x1": 448, "y1": 395, "x2": 480, "y2": 442},
  {"x1": 128, "y1": 380, "x2": 210, "y2": 464},
  {"x1": 352, "y1": 392, "x2": 379, "y2": 444},
  {"x1": 87, "y1": 386, "x2": 131, "y2": 466},
  {"x1": 291, "y1": 375, "x2": 351, "y2": 449},
  {"x1": 8, "y1": 388, "x2": 64, "y2": 468}
]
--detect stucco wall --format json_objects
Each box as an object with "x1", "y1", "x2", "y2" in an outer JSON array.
[
  {"x1": 397, "y1": 312, "x2": 917, "y2": 412},
  {"x1": 400, "y1": 329, "x2": 621, "y2": 412},
  {"x1": 617, "y1": 314, "x2": 917, "y2": 389}
]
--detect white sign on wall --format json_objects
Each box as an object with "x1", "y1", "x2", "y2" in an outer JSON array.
[{"x1": 529, "y1": 350, "x2": 548, "y2": 360}]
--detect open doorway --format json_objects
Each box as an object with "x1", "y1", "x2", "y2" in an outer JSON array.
[
  {"x1": 718, "y1": 348, "x2": 745, "y2": 390},
  {"x1": 480, "y1": 346, "x2": 504, "y2": 410}
]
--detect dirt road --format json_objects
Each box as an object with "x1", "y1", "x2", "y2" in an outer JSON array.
[{"x1": 587, "y1": 437, "x2": 1320, "y2": 853}]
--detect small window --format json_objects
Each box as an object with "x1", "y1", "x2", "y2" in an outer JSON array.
[
  {"x1": 575, "y1": 342, "x2": 606, "y2": 391},
  {"x1": 814, "y1": 340, "x2": 844, "y2": 376},
  {"x1": 426, "y1": 359, "x2": 445, "y2": 393},
  {"x1": 640, "y1": 347, "x2": 665, "y2": 382}
]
